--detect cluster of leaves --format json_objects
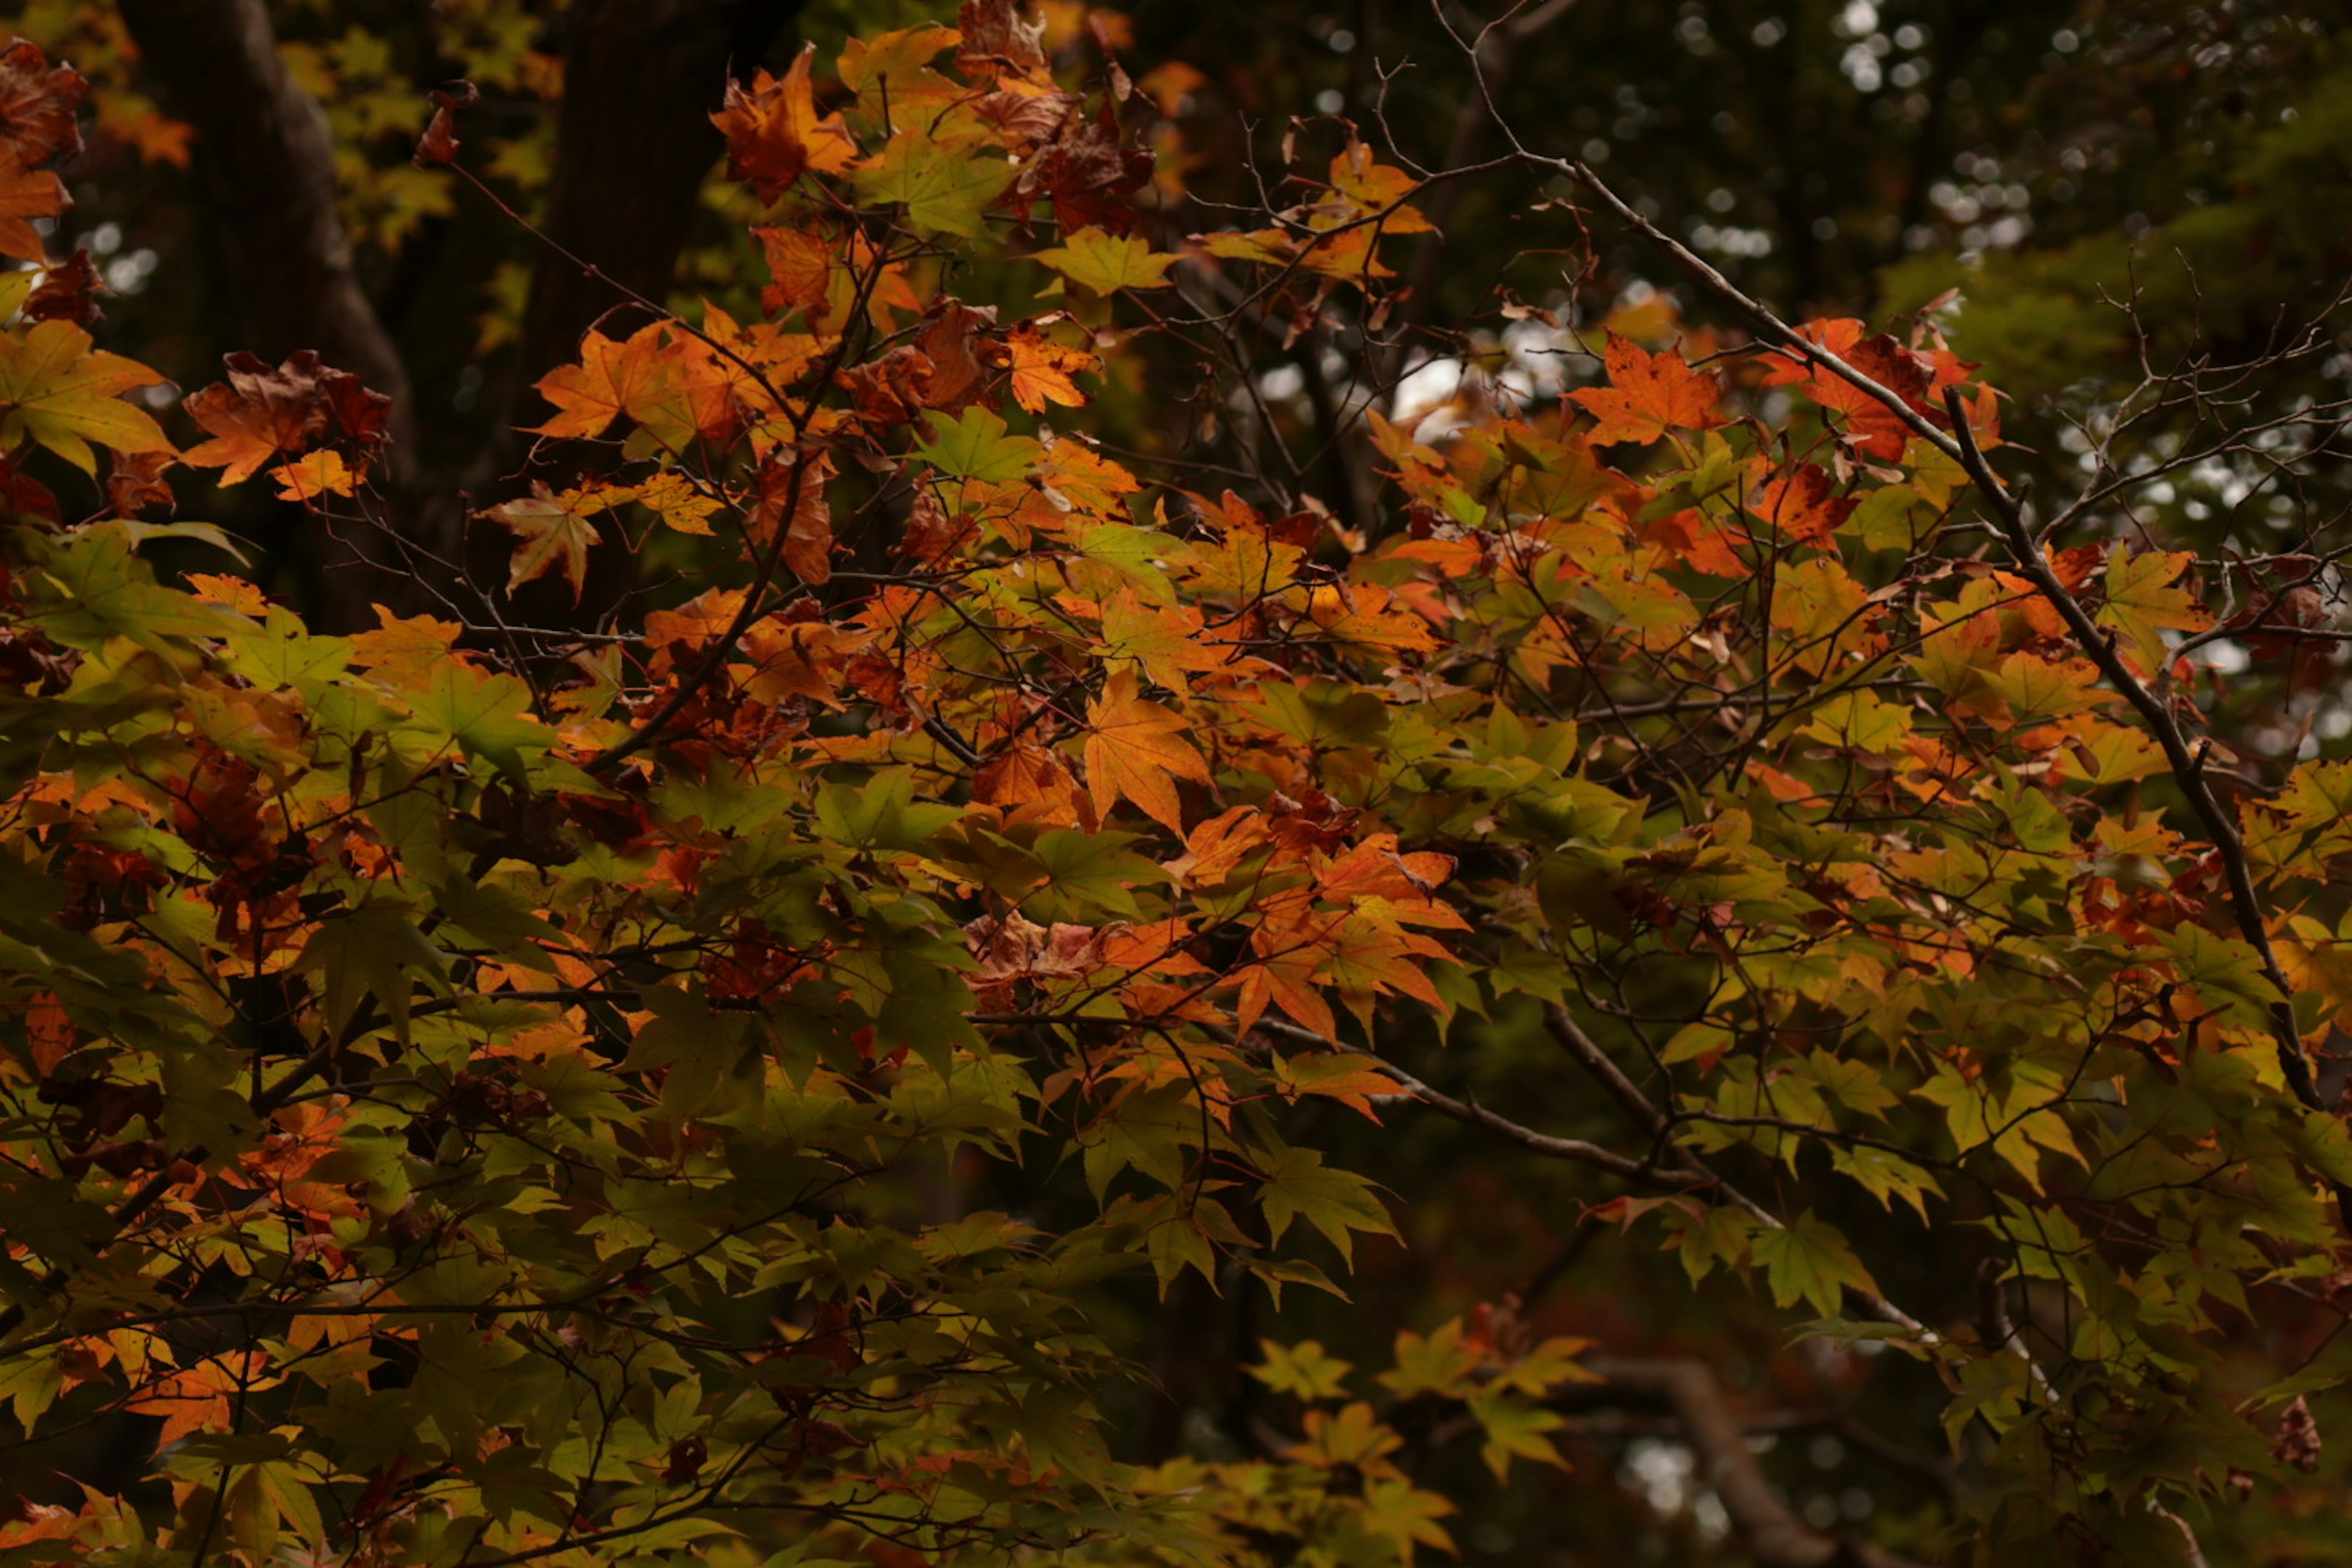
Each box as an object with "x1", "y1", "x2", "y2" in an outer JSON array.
[{"x1": 5, "y1": 6, "x2": 2352, "y2": 1566}]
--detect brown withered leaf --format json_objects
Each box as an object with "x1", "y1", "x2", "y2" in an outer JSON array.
[
  {"x1": 840, "y1": 346, "x2": 936, "y2": 427},
  {"x1": 24, "y1": 248, "x2": 101, "y2": 326},
  {"x1": 0, "y1": 157, "x2": 66, "y2": 263},
  {"x1": 1018, "y1": 105, "x2": 1152, "y2": 235},
  {"x1": 0, "y1": 39, "x2": 86, "y2": 167},
  {"x1": 964, "y1": 912, "x2": 1118, "y2": 987},
  {"x1": 106, "y1": 448, "x2": 175, "y2": 517},
  {"x1": 915, "y1": 300, "x2": 996, "y2": 413},
  {"x1": 745, "y1": 450, "x2": 835, "y2": 584},
  {"x1": 971, "y1": 86, "x2": 1078, "y2": 154},
  {"x1": 181, "y1": 352, "x2": 394, "y2": 486},
  {"x1": 956, "y1": 0, "x2": 1049, "y2": 83},
  {"x1": 711, "y1": 43, "x2": 856, "y2": 203},
  {"x1": 897, "y1": 483, "x2": 971, "y2": 564},
  {"x1": 2275, "y1": 1396, "x2": 2321, "y2": 1474},
  {"x1": 413, "y1": 80, "x2": 477, "y2": 168}
]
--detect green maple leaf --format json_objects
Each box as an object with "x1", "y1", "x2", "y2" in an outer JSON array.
[
  {"x1": 1749, "y1": 1212, "x2": 1875, "y2": 1317},
  {"x1": 1256, "y1": 1143, "x2": 1394, "y2": 1265},
  {"x1": 1251, "y1": 1338, "x2": 1354, "y2": 1400},
  {"x1": 916, "y1": 406, "x2": 1039, "y2": 481},
  {"x1": 2097, "y1": 543, "x2": 2211, "y2": 673},
  {"x1": 852, "y1": 129, "x2": 1008, "y2": 237},
  {"x1": 1467, "y1": 1391, "x2": 1568, "y2": 1483}
]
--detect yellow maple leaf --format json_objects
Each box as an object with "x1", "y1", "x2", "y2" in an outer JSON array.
[{"x1": 0, "y1": 319, "x2": 173, "y2": 473}]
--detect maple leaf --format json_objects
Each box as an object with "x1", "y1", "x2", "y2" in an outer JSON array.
[
  {"x1": 839, "y1": 344, "x2": 938, "y2": 426},
  {"x1": 489, "y1": 484, "x2": 608, "y2": 601},
  {"x1": 1017, "y1": 104, "x2": 1154, "y2": 235},
  {"x1": 0, "y1": 157, "x2": 66, "y2": 263},
  {"x1": 711, "y1": 43, "x2": 858, "y2": 203},
  {"x1": 974, "y1": 742, "x2": 1087, "y2": 824},
  {"x1": 126, "y1": 1354, "x2": 278, "y2": 1452},
  {"x1": 1763, "y1": 319, "x2": 1936, "y2": 460},
  {"x1": 1755, "y1": 464, "x2": 1855, "y2": 545},
  {"x1": 25, "y1": 249, "x2": 102, "y2": 326},
  {"x1": 181, "y1": 350, "x2": 393, "y2": 484},
  {"x1": 411, "y1": 80, "x2": 477, "y2": 168},
  {"x1": 1569, "y1": 334, "x2": 1725, "y2": 445},
  {"x1": 1083, "y1": 670, "x2": 1212, "y2": 832},
  {"x1": 955, "y1": 0, "x2": 1050, "y2": 83},
  {"x1": 747, "y1": 449, "x2": 835, "y2": 584},
  {"x1": 853, "y1": 126, "x2": 1012, "y2": 238},
  {"x1": 271, "y1": 449, "x2": 356, "y2": 503},
  {"x1": 1002, "y1": 319, "x2": 1097, "y2": 413},
  {"x1": 1030, "y1": 228, "x2": 1179, "y2": 293},
  {"x1": 916, "y1": 300, "x2": 995, "y2": 412},
  {"x1": 2097, "y1": 543, "x2": 2212, "y2": 675},
  {"x1": 0, "y1": 39, "x2": 86, "y2": 168},
  {"x1": 1100, "y1": 588, "x2": 1227, "y2": 690},
  {"x1": 106, "y1": 447, "x2": 175, "y2": 517},
  {"x1": 1328, "y1": 138, "x2": 1434, "y2": 234},
  {"x1": 0, "y1": 319, "x2": 173, "y2": 472},
  {"x1": 839, "y1": 23, "x2": 965, "y2": 113},
  {"x1": 529, "y1": 323, "x2": 668, "y2": 442},
  {"x1": 635, "y1": 469, "x2": 722, "y2": 536}
]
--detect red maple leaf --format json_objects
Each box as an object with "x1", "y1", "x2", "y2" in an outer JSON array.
[
  {"x1": 1570, "y1": 334, "x2": 1726, "y2": 446},
  {"x1": 1756, "y1": 464, "x2": 1854, "y2": 545}
]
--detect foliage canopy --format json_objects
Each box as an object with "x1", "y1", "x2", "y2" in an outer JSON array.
[{"x1": 4, "y1": 4, "x2": 2352, "y2": 1567}]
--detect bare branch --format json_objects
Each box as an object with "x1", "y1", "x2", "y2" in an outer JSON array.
[{"x1": 1589, "y1": 1357, "x2": 1931, "y2": 1568}]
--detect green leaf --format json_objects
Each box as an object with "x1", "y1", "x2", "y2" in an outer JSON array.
[
  {"x1": 1749, "y1": 1212, "x2": 1875, "y2": 1317},
  {"x1": 852, "y1": 129, "x2": 1009, "y2": 237},
  {"x1": 1467, "y1": 1390, "x2": 1569, "y2": 1483},
  {"x1": 916, "y1": 406, "x2": 1041, "y2": 482},
  {"x1": 1251, "y1": 1338, "x2": 1354, "y2": 1400},
  {"x1": 294, "y1": 900, "x2": 446, "y2": 1044},
  {"x1": 1256, "y1": 1143, "x2": 1393, "y2": 1265}
]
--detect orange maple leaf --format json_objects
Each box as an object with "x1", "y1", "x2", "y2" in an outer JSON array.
[
  {"x1": 1003, "y1": 321, "x2": 1098, "y2": 413},
  {"x1": 1083, "y1": 671, "x2": 1211, "y2": 833},
  {"x1": 126, "y1": 1353, "x2": 278, "y2": 1452},
  {"x1": 529, "y1": 323, "x2": 668, "y2": 441},
  {"x1": 182, "y1": 351, "x2": 391, "y2": 485},
  {"x1": 1762, "y1": 320, "x2": 1937, "y2": 461},
  {"x1": 1569, "y1": 333, "x2": 1725, "y2": 446},
  {"x1": 974, "y1": 742, "x2": 1089, "y2": 825},
  {"x1": 1100, "y1": 588, "x2": 1227, "y2": 690},
  {"x1": 1755, "y1": 465, "x2": 1854, "y2": 545},
  {"x1": 711, "y1": 43, "x2": 858, "y2": 203}
]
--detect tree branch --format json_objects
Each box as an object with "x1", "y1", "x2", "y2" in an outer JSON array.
[
  {"x1": 1588, "y1": 1357, "x2": 1929, "y2": 1568},
  {"x1": 1370, "y1": 1058, "x2": 1709, "y2": 1187}
]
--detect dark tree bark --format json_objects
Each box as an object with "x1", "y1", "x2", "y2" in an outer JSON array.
[{"x1": 115, "y1": 0, "x2": 413, "y2": 445}]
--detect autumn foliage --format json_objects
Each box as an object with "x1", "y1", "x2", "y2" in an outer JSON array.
[{"x1": 3, "y1": 7, "x2": 2352, "y2": 1567}]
